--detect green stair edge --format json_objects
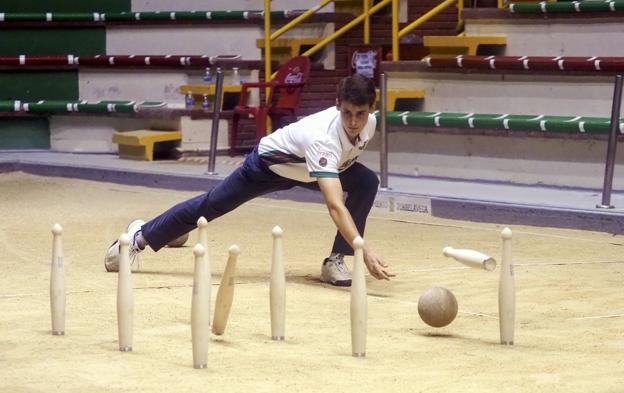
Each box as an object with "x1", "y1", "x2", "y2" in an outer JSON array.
[
  {"x1": 379, "y1": 111, "x2": 624, "y2": 134},
  {"x1": 0, "y1": 100, "x2": 164, "y2": 114}
]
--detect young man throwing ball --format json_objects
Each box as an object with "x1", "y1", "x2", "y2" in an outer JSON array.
[{"x1": 105, "y1": 74, "x2": 394, "y2": 286}]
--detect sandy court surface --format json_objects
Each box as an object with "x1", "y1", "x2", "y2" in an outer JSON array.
[{"x1": 1, "y1": 171, "x2": 624, "y2": 393}]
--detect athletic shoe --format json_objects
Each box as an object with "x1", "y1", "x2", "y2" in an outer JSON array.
[
  {"x1": 320, "y1": 253, "x2": 352, "y2": 287},
  {"x1": 104, "y1": 219, "x2": 145, "y2": 272}
]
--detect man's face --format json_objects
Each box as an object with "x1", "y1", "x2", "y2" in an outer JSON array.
[{"x1": 336, "y1": 100, "x2": 374, "y2": 142}]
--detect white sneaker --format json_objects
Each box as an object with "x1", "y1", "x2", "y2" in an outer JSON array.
[
  {"x1": 104, "y1": 220, "x2": 145, "y2": 272},
  {"x1": 320, "y1": 253, "x2": 352, "y2": 287}
]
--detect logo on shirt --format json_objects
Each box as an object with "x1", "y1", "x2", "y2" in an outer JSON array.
[{"x1": 319, "y1": 157, "x2": 328, "y2": 167}]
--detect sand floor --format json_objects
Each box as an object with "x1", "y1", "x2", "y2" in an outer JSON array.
[{"x1": 1, "y1": 172, "x2": 624, "y2": 393}]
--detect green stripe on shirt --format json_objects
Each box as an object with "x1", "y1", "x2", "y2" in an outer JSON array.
[{"x1": 310, "y1": 171, "x2": 339, "y2": 178}]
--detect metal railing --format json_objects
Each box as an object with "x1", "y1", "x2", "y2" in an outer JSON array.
[
  {"x1": 597, "y1": 74, "x2": 624, "y2": 209},
  {"x1": 207, "y1": 70, "x2": 225, "y2": 175},
  {"x1": 378, "y1": 72, "x2": 624, "y2": 208}
]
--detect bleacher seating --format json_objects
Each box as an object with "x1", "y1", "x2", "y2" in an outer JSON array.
[
  {"x1": 371, "y1": 1, "x2": 624, "y2": 190},
  {"x1": 1, "y1": 0, "x2": 622, "y2": 192},
  {"x1": 0, "y1": 4, "x2": 339, "y2": 153}
]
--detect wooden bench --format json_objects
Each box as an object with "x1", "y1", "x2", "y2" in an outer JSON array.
[
  {"x1": 112, "y1": 130, "x2": 182, "y2": 161},
  {"x1": 423, "y1": 36, "x2": 507, "y2": 56}
]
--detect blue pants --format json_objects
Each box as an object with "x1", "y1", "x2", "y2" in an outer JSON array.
[{"x1": 141, "y1": 147, "x2": 379, "y2": 255}]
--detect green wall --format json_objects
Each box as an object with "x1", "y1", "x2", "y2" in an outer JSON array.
[
  {"x1": 0, "y1": 71, "x2": 78, "y2": 101},
  {"x1": 0, "y1": 0, "x2": 130, "y2": 12},
  {"x1": 0, "y1": 27, "x2": 100, "y2": 148},
  {"x1": 0, "y1": 28, "x2": 105, "y2": 56},
  {"x1": 0, "y1": 1, "x2": 116, "y2": 149},
  {"x1": 0, "y1": 118, "x2": 50, "y2": 149}
]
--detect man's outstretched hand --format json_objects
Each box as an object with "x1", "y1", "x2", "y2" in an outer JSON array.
[{"x1": 363, "y1": 247, "x2": 395, "y2": 280}]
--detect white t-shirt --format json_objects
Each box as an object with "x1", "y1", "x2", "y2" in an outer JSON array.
[{"x1": 257, "y1": 107, "x2": 376, "y2": 182}]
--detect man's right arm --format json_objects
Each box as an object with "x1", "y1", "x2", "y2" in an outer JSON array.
[{"x1": 316, "y1": 177, "x2": 393, "y2": 280}]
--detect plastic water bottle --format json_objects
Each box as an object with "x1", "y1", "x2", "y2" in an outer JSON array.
[
  {"x1": 231, "y1": 67, "x2": 240, "y2": 85},
  {"x1": 185, "y1": 91, "x2": 195, "y2": 108},
  {"x1": 202, "y1": 67, "x2": 212, "y2": 83},
  {"x1": 201, "y1": 94, "x2": 210, "y2": 110}
]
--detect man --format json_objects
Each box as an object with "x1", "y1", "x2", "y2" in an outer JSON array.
[{"x1": 105, "y1": 74, "x2": 394, "y2": 286}]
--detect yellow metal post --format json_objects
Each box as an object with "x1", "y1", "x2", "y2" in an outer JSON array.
[
  {"x1": 457, "y1": 0, "x2": 464, "y2": 33},
  {"x1": 392, "y1": 0, "x2": 399, "y2": 60},
  {"x1": 264, "y1": 0, "x2": 272, "y2": 97},
  {"x1": 364, "y1": 0, "x2": 370, "y2": 44},
  {"x1": 264, "y1": 0, "x2": 273, "y2": 133}
]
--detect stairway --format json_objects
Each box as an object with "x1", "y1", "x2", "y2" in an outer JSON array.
[{"x1": 296, "y1": 0, "x2": 460, "y2": 116}]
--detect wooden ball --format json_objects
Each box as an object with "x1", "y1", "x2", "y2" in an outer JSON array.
[
  {"x1": 167, "y1": 232, "x2": 189, "y2": 247},
  {"x1": 417, "y1": 287, "x2": 458, "y2": 328}
]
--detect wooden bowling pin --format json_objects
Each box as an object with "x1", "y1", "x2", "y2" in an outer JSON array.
[
  {"x1": 197, "y1": 216, "x2": 208, "y2": 249},
  {"x1": 499, "y1": 227, "x2": 515, "y2": 345},
  {"x1": 350, "y1": 236, "x2": 367, "y2": 357},
  {"x1": 195, "y1": 216, "x2": 211, "y2": 325},
  {"x1": 270, "y1": 226, "x2": 285, "y2": 341},
  {"x1": 442, "y1": 246, "x2": 496, "y2": 271},
  {"x1": 117, "y1": 233, "x2": 133, "y2": 352},
  {"x1": 191, "y1": 243, "x2": 210, "y2": 369},
  {"x1": 50, "y1": 223, "x2": 65, "y2": 336},
  {"x1": 212, "y1": 244, "x2": 240, "y2": 336}
]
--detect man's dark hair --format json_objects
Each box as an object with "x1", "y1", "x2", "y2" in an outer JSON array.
[{"x1": 336, "y1": 74, "x2": 376, "y2": 107}]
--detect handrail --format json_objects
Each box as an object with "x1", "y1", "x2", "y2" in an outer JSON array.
[
  {"x1": 302, "y1": 0, "x2": 393, "y2": 59},
  {"x1": 392, "y1": 0, "x2": 399, "y2": 60},
  {"x1": 364, "y1": 0, "x2": 371, "y2": 44},
  {"x1": 457, "y1": 0, "x2": 465, "y2": 33},
  {"x1": 398, "y1": 0, "x2": 458, "y2": 40},
  {"x1": 264, "y1": 0, "x2": 272, "y2": 103},
  {"x1": 270, "y1": 0, "x2": 333, "y2": 41}
]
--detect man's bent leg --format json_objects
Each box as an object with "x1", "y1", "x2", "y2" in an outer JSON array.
[{"x1": 141, "y1": 150, "x2": 294, "y2": 251}]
